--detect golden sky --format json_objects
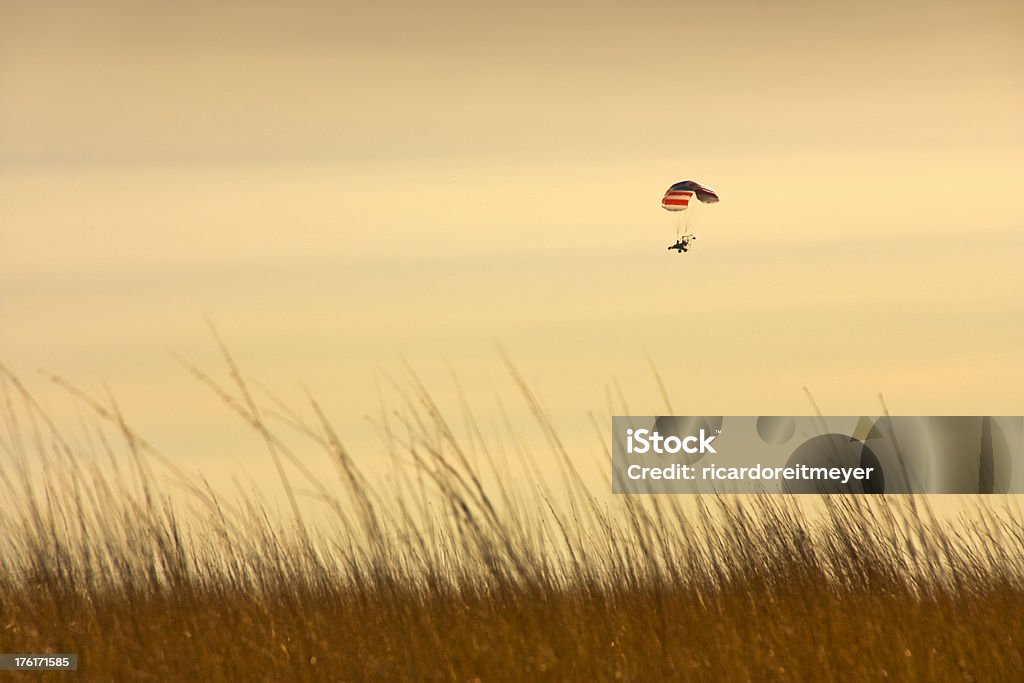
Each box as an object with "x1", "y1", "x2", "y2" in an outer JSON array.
[{"x1": 1, "y1": 0, "x2": 1022, "y2": 488}]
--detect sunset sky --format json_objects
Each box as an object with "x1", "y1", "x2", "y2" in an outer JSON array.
[{"x1": 2, "y1": 0, "x2": 1022, "y2": 488}]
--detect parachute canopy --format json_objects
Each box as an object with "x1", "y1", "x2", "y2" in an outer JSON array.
[{"x1": 662, "y1": 180, "x2": 719, "y2": 211}]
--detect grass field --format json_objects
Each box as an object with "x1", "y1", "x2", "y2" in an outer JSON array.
[{"x1": 1, "y1": 347, "x2": 1022, "y2": 681}]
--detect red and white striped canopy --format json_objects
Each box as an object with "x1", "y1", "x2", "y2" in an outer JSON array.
[{"x1": 661, "y1": 190, "x2": 693, "y2": 212}]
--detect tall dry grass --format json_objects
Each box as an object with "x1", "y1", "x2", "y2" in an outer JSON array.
[{"x1": 0, "y1": 342, "x2": 1022, "y2": 681}]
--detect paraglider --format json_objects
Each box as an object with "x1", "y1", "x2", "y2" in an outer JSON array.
[{"x1": 662, "y1": 180, "x2": 719, "y2": 253}]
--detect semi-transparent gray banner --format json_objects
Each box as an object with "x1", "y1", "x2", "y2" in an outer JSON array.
[
  {"x1": 0, "y1": 654, "x2": 78, "y2": 671},
  {"x1": 612, "y1": 417, "x2": 1024, "y2": 494}
]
